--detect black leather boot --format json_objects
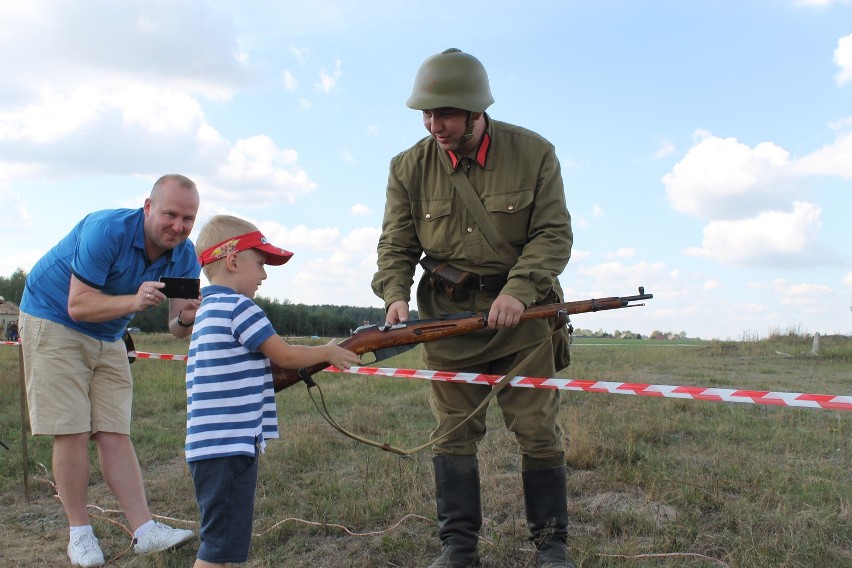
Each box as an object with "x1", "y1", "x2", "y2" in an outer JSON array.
[
  {"x1": 522, "y1": 465, "x2": 576, "y2": 568},
  {"x1": 427, "y1": 455, "x2": 482, "y2": 568}
]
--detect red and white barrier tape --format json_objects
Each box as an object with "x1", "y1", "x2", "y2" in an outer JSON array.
[
  {"x1": 324, "y1": 366, "x2": 852, "y2": 412},
  {"x1": 5, "y1": 343, "x2": 849, "y2": 411},
  {"x1": 128, "y1": 350, "x2": 188, "y2": 361}
]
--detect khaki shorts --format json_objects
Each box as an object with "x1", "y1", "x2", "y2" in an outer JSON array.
[{"x1": 20, "y1": 312, "x2": 133, "y2": 436}]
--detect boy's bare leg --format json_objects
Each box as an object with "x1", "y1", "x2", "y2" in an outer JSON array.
[{"x1": 194, "y1": 560, "x2": 227, "y2": 567}]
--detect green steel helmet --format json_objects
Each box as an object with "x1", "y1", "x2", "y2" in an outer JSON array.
[{"x1": 406, "y1": 48, "x2": 494, "y2": 112}]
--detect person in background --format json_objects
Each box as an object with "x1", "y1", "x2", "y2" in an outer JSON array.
[
  {"x1": 372, "y1": 49, "x2": 575, "y2": 567},
  {"x1": 186, "y1": 215, "x2": 360, "y2": 568},
  {"x1": 19, "y1": 174, "x2": 201, "y2": 567}
]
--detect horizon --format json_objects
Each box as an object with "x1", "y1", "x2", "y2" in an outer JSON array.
[{"x1": 1, "y1": 1, "x2": 851, "y2": 341}]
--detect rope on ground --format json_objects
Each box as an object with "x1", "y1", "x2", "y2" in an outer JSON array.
[{"x1": 598, "y1": 552, "x2": 731, "y2": 567}]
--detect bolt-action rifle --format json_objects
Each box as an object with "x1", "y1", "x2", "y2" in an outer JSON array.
[{"x1": 272, "y1": 287, "x2": 653, "y2": 391}]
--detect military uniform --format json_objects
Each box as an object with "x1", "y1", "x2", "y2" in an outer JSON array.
[
  {"x1": 374, "y1": 48, "x2": 576, "y2": 568},
  {"x1": 372, "y1": 115, "x2": 572, "y2": 459}
]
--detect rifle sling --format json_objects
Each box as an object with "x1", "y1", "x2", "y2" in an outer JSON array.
[{"x1": 302, "y1": 329, "x2": 557, "y2": 457}]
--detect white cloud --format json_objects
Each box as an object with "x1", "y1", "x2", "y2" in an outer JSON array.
[
  {"x1": 683, "y1": 202, "x2": 829, "y2": 266},
  {"x1": 578, "y1": 260, "x2": 668, "y2": 284},
  {"x1": 663, "y1": 136, "x2": 795, "y2": 220},
  {"x1": 316, "y1": 59, "x2": 343, "y2": 93},
  {"x1": 796, "y1": 0, "x2": 852, "y2": 7},
  {"x1": 289, "y1": 46, "x2": 309, "y2": 66},
  {"x1": 592, "y1": 204, "x2": 605, "y2": 218},
  {"x1": 835, "y1": 34, "x2": 852, "y2": 85},
  {"x1": 351, "y1": 204, "x2": 371, "y2": 216},
  {"x1": 777, "y1": 282, "x2": 833, "y2": 307},
  {"x1": 214, "y1": 135, "x2": 316, "y2": 201},
  {"x1": 794, "y1": 131, "x2": 852, "y2": 178},
  {"x1": 842, "y1": 272, "x2": 852, "y2": 286},
  {"x1": 653, "y1": 140, "x2": 675, "y2": 159},
  {"x1": 0, "y1": 187, "x2": 32, "y2": 231},
  {"x1": 0, "y1": 1, "x2": 250, "y2": 101},
  {"x1": 283, "y1": 70, "x2": 299, "y2": 91}
]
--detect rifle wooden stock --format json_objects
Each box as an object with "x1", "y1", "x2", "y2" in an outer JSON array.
[{"x1": 272, "y1": 287, "x2": 653, "y2": 391}]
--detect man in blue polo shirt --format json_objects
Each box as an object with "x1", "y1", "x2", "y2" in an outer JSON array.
[{"x1": 20, "y1": 174, "x2": 201, "y2": 567}]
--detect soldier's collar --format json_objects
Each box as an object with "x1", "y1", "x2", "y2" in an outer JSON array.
[{"x1": 448, "y1": 132, "x2": 491, "y2": 170}]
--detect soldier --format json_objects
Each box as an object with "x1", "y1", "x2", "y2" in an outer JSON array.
[{"x1": 372, "y1": 49, "x2": 575, "y2": 567}]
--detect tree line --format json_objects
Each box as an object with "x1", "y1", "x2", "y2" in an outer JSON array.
[
  {"x1": 2, "y1": 269, "x2": 691, "y2": 339},
  {"x1": 0, "y1": 268, "x2": 412, "y2": 338}
]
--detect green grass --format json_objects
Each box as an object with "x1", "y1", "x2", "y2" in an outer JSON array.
[{"x1": 0, "y1": 334, "x2": 850, "y2": 567}]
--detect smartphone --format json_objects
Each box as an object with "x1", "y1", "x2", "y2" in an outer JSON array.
[{"x1": 159, "y1": 276, "x2": 201, "y2": 299}]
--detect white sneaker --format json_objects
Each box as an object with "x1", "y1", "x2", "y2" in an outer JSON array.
[
  {"x1": 67, "y1": 531, "x2": 105, "y2": 567},
  {"x1": 133, "y1": 521, "x2": 195, "y2": 554}
]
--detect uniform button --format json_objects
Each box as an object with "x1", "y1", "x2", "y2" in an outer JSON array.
[
  {"x1": 507, "y1": 205, "x2": 514, "y2": 211},
  {"x1": 466, "y1": 227, "x2": 473, "y2": 233},
  {"x1": 425, "y1": 213, "x2": 432, "y2": 219}
]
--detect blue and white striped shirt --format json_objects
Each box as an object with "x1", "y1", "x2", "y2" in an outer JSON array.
[{"x1": 185, "y1": 285, "x2": 279, "y2": 462}]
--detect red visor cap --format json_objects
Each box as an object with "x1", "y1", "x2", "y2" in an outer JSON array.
[{"x1": 199, "y1": 230, "x2": 294, "y2": 267}]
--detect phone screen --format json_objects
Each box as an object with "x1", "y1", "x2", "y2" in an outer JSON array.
[{"x1": 159, "y1": 277, "x2": 201, "y2": 299}]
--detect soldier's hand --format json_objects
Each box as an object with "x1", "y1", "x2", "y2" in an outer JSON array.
[
  {"x1": 385, "y1": 301, "x2": 409, "y2": 325},
  {"x1": 487, "y1": 294, "x2": 525, "y2": 329}
]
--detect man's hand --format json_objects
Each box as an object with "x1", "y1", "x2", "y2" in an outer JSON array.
[
  {"x1": 487, "y1": 294, "x2": 525, "y2": 329},
  {"x1": 385, "y1": 300, "x2": 410, "y2": 325}
]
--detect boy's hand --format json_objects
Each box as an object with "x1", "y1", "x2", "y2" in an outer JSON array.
[{"x1": 326, "y1": 340, "x2": 361, "y2": 371}]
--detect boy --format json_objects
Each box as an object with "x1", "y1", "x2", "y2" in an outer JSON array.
[{"x1": 185, "y1": 215, "x2": 361, "y2": 567}]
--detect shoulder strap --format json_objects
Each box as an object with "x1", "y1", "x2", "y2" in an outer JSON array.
[{"x1": 450, "y1": 167, "x2": 519, "y2": 265}]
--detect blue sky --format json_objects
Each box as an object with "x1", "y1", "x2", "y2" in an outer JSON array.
[{"x1": 1, "y1": 0, "x2": 850, "y2": 340}]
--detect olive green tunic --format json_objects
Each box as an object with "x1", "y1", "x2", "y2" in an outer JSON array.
[{"x1": 372, "y1": 116, "x2": 573, "y2": 371}]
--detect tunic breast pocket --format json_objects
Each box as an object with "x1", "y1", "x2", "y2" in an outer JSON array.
[
  {"x1": 412, "y1": 197, "x2": 454, "y2": 256},
  {"x1": 484, "y1": 187, "x2": 535, "y2": 245}
]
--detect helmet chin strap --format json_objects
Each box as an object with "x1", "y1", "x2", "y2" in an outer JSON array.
[{"x1": 462, "y1": 111, "x2": 476, "y2": 140}]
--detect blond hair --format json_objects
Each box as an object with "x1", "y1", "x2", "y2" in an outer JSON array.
[{"x1": 196, "y1": 215, "x2": 259, "y2": 278}]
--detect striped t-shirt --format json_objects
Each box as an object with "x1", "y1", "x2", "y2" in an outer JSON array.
[{"x1": 185, "y1": 285, "x2": 279, "y2": 462}]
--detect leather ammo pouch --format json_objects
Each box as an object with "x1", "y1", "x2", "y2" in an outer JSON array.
[{"x1": 420, "y1": 255, "x2": 472, "y2": 302}]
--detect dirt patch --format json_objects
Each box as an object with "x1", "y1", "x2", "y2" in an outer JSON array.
[{"x1": 577, "y1": 491, "x2": 678, "y2": 528}]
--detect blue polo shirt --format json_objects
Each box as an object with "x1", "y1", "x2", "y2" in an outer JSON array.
[{"x1": 20, "y1": 207, "x2": 200, "y2": 342}]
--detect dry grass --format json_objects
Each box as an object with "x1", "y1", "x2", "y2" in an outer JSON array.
[{"x1": 0, "y1": 333, "x2": 850, "y2": 567}]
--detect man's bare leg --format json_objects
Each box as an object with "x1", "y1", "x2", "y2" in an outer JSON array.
[
  {"x1": 53, "y1": 433, "x2": 94, "y2": 527},
  {"x1": 93, "y1": 432, "x2": 152, "y2": 531}
]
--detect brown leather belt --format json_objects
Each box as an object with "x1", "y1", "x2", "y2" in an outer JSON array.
[{"x1": 464, "y1": 273, "x2": 508, "y2": 293}]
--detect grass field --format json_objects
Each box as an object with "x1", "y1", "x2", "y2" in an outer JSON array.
[{"x1": 1, "y1": 333, "x2": 850, "y2": 567}]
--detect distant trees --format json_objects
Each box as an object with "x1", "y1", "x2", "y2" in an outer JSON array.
[
  {"x1": 2, "y1": 270, "x2": 695, "y2": 339},
  {"x1": 0, "y1": 268, "x2": 26, "y2": 303},
  {"x1": 571, "y1": 327, "x2": 688, "y2": 340}
]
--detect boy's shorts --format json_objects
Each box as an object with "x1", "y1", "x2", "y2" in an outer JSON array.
[
  {"x1": 189, "y1": 453, "x2": 259, "y2": 564},
  {"x1": 20, "y1": 312, "x2": 133, "y2": 436}
]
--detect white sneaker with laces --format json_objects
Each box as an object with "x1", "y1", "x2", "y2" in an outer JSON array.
[
  {"x1": 67, "y1": 531, "x2": 105, "y2": 567},
  {"x1": 133, "y1": 521, "x2": 195, "y2": 554}
]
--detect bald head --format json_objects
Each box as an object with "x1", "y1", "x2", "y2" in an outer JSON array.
[{"x1": 143, "y1": 174, "x2": 200, "y2": 261}]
